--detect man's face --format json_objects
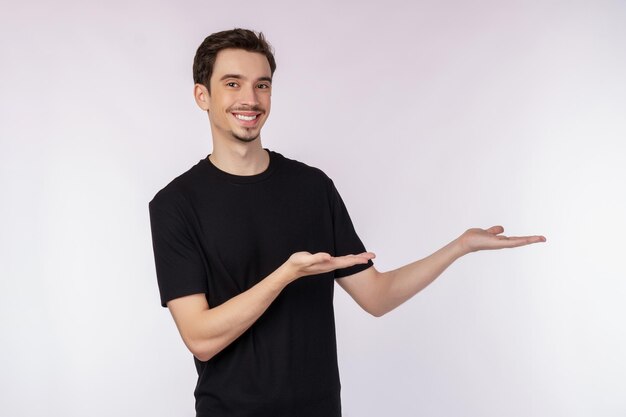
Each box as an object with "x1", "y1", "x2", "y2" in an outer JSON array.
[{"x1": 205, "y1": 48, "x2": 272, "y2": 143}]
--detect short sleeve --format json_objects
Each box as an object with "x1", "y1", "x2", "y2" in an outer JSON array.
[
  {"x1": 328, "y1": 179, "x2": 374, "y2": 278},
  {"x1": 148, "y1": 194, "x2": 208, "y2": 307}
]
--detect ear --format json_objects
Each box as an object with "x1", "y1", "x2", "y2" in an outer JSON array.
[{"x1": 193, "y1": 83, "x2": 210, "y2": 111}]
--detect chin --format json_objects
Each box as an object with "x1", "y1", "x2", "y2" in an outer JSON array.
[{"x1": 233, "y1": 133, "x2": 260, "y2": 143}]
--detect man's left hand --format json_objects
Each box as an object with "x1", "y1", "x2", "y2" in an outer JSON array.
[{"x1": 458, "y1": 225, "x2": 546, "y2": 255}]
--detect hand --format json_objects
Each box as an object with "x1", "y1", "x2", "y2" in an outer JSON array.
[
  {"x1": 458, "y1": 225, "x2": 546, "y2": 255},
  {"x1": 285, "y1": 251, "x2": 376, "y2": 281}
]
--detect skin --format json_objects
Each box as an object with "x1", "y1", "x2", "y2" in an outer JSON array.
[
  {"x1": 169, "y1": 48, "x2": 547, "y2": 362},
  {"x1": 193, "y1": 48, "x2": 272, "y2": 176}
]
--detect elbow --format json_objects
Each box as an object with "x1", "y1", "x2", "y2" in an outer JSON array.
[
  {"x1": 186, "y1": 338, "x2": 218, "y2": 362},
  {"x1": 369, "y1": 309, "x2": 387, "y2": 318},
  {"x1": 354, "y1": 300, "x2": 387, "y2": 318},
  {"x1": 192, "y1": 349, "x2": 213, "y2": 362},
  {"x1": 366, "y1": 304, "x2": 389, "y2": 318},
  {"x1": 361, "y1": 287, "x2": 392, "y2": 318}
]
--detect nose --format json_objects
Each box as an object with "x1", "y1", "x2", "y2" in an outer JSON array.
[{"x1": 239, "y1": 85, "x2": 259, "y2": 107}]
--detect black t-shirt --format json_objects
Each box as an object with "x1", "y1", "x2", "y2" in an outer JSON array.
[{"x1": 148, "y1": 149, "x2": 373, "y2": 417}]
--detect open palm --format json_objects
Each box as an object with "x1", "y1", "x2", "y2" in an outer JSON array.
[
  {"x1": 460, "y1": 225, "x2": 546, "y2": 254},
  {"x1": 287, "y1": 251, "x2": 376, "y2": 278}
]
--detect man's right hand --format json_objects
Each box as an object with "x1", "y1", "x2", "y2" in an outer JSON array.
[
  {"x1": 284, "y1": 251, "x2": 376, "y2": 282},
  {"x1": 166, "y1": 250, "x2": 375, "y2": 362}
]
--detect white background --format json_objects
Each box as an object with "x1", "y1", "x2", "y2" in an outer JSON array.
[{"x1": 1, "y1": 0, "x2": 625, "y2": 416}]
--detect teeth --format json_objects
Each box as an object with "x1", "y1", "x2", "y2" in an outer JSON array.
[{"x1": 234, "y1": 114, "x2": 257, "y2": 121}]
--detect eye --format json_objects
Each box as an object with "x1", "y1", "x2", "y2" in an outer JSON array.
[
  {"x1": 257, "y1": 83, "x2": 271, "y2": 89},
  {"x1": 226, "y1": 82, "x2": 239, "y2": 88}
]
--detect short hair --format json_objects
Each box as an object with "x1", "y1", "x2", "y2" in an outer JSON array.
[{"x1": 193, "y1": 28, "x2": 277, "y2": 93}]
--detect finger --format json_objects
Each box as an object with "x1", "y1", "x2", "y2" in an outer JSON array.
[
  {"x1": 333, "y1": 252, "x2": 375, "y2": 261},
  {"x1": 499, "y1": 236, "x2": 546, "y2": 248},
  {"x1": 332, "y1": 254, "x2": 371, "y2": 268},
  {"x1": 486, "y1": 225, "x2": 504, "y2": 235},
  {"x1": 309, "y1": 252, "x2": 332, "y2": 264}
]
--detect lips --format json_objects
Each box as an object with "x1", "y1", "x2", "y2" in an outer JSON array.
[
  {"x1": 234, "y1": 113, "x2": 257, "y2": 121},
  {"x1": 231, "y1": 111, "x2": 262, "y2": 127}
]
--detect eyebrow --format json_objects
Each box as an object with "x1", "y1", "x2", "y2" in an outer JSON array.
[{"x1": 219, "y1": 74, "x2": 272, "y2": 83}]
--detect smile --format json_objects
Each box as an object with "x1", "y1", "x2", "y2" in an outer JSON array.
[{"x1": 234, "y1": 114, "x2": 258, "y2": 121}]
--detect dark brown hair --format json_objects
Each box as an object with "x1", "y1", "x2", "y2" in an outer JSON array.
[{"x1": 193, "y1": 28, "x2": 277, "y2": 93}]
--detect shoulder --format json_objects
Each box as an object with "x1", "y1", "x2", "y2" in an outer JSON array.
[
  {"x1": 149, "y1": 159, "x2": 206, "y2": 212},
  {"x1": 272, "y1": 150, "x2": 333, "y2": 186}
]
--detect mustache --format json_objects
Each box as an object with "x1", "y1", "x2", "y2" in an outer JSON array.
[{"x1": 228, "y1": 105, "x2": 264, "y2": 112}]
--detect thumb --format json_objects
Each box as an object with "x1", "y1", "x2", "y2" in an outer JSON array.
[
  {"x1": 486, "y1": 225, "x2": 504, "y2": 234},
  {"x1": 310, "y1": 252, "x2": 332, "y2": 263}
]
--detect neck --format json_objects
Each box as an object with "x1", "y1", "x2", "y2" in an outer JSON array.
[{"x1": 209, "y1": 139, "x2": 269, "y2": 176}]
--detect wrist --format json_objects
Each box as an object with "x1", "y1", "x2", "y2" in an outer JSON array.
[
  {"x1": 451, "y1": 235, "x2": 470, "y2": 258},
  {"x1": 273, "y1": 261, "x2": 299, "y2": 286}
]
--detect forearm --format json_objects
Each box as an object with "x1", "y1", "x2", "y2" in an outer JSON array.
[
  {"x1": 175, "y1": 263, "x2": 295, "y2": 361},
  {"x1": 377, "y1": 237, "x2": 466, "y2": 315},
  {"x1": 172, "y1": 251, "x2": 372, "y2": 361},
  {"x1": 339, "y1": 226, "x2": 544, "y2": 316}
]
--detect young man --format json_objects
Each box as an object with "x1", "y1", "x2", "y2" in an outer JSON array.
[{"x1": 148, "y1": 28, "x2": 546, "y2": 417}]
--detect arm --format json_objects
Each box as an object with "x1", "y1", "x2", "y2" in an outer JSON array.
[
  {"x1": 336, "y1": 225, "x2": 546, "y2": 317},
  {"x1": 168, "y1": 251, "x2": 375, "y2": 362}
]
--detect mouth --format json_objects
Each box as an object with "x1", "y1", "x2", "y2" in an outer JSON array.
[{"x1": 231, "y1": 111, "x2": 262, "y2": 126}]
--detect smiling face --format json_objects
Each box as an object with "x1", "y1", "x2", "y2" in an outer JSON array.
[{"x1": 199, "y1": 48, "x2": 272, "y2": 144}]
